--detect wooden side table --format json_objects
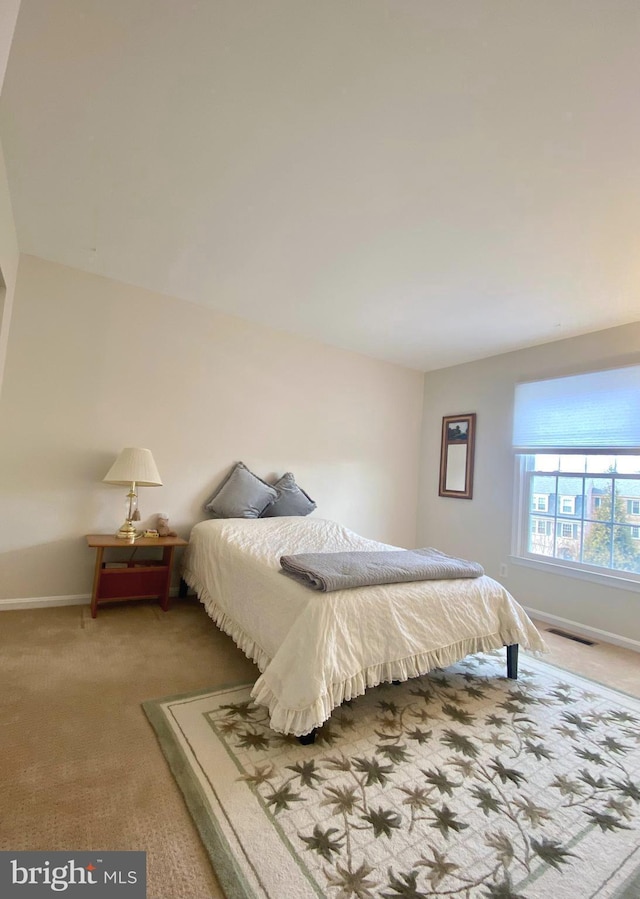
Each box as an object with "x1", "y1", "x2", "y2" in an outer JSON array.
[{"x1": 86, "y1": 534, "x2": 188, "y2": 618}]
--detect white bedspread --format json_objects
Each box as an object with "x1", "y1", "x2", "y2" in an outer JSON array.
[{"x1": 183, "y1": 517, "x2": 546, "y2": 736}]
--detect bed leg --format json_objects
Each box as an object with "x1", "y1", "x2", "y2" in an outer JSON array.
[
  {"x1": 178, "y1": 577, "x2": 188, "y2": 598},
  {"x1": 506, "y1": 643, "x2": 519, "y2": 680},
  {"x1": 298, "y1": 728, "x2": 317, "y2": 745}
]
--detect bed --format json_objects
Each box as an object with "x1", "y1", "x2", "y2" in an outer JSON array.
[{"x1": 182, "y1": 516, "x2": 546, "y2": 737}]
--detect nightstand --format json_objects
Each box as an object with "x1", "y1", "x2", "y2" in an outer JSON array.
[{"x1": 86, "y1": 534, "x2": 188, "y2": 618}]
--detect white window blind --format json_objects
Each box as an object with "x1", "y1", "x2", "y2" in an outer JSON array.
[{"x1": 513, "y1": 365, "x2": 640, "y2": 452}]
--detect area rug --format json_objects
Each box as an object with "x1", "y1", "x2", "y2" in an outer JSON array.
[{"x1": 143, "y1": 652, "x2": 640, "y2": 898}]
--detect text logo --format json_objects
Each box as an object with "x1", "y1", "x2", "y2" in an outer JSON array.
[{"x1": 0, "y1": 852, "x2": 146, "y2": 898}]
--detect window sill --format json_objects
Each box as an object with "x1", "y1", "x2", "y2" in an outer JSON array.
[{"x1": 509, "y1": 555, "x2": 640, "y2": 594}]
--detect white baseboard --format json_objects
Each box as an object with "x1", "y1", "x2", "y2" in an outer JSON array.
[
  {"x1": 0, "y1": 594, "x2": 90, "y2": 611},
  {"x1": 0, "y1": 586, "x2": 184, "y2": 612},
  {"x1": 523, "y1": 606, "x2": 640, "y2": 654}
]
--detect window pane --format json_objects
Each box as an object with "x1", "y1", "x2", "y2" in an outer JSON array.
[
  {"x1": 559, "y1": 455, "x2": 585, "y2": 472},
  {"x1": 586, "y1": 455, "x2": 618, "y2": 474},
  {"x1": 531, "y1": 475, "x2": 555, "y2": 509},
  {"x1": 615, "y1": 457, "x2": 640, "y2": 474},
  {"x1": 528, "y1": 522, "x2": 554, "y2": 557},
  {"x1": 584, "y1": 478, "x2": 613, "y2": 523},
  {"x1": 583, "y1": 523, "x2": 612, "y2": 568},
  {"x1": 614, "y1": 481, "x2": 640, "y2": 524},
  {"x1": 556, "y1": 522, "x2": 581, "y2": 561},
  {"x1": 533, "y1": 454, "x2": 560, "y2": 472},
  {"x1": 612, "y1": 526, "x2": 640, "y2": 573},
  {"x1": 557, "y1": 476, "x2": 582, "y2": 516}
]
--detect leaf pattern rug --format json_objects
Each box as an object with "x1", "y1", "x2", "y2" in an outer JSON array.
[{"x1": 143, "y1": 651, "x2": 640, "y2": 898}]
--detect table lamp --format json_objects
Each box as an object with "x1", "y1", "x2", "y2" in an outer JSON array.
[{"x1": 103, "y1": 447, "x2": 163, "y2": 539}]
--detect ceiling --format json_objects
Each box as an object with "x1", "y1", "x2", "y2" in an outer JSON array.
[{"x1": 1, "y1": 0, "x2": 639, "y2": 371}]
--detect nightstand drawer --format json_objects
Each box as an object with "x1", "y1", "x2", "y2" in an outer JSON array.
[{"x1": 97, "y1": 567, "x2": 168, "y2": 600}]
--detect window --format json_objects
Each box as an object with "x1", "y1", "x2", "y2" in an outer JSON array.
[
  {"x1": 531, "y1": 519, "x2": 552, "y2": 536},
  {"x1": 557, "y1": 521, "x2": 578, "y2": 539},
  {"x1": 512, "y1": 365, "x2": 640, "y2": 583},
  {"x1": 559, "y1": 496, "x2": 575, "y2": 515},
  {"x1": 517, "y1": 455, "x2": 640, "y2": 577}
]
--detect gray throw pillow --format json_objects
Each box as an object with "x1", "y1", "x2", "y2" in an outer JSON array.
[
  {"x1": 261, "y1": 472, "x2": 317, "y2": 517},
  {"x1": 204, "y1": 462, "x2": 278, "y2": 518}
]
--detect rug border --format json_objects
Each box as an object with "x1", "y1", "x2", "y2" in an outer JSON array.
[
  {"x1": 142, "y1": 654, "x2": 640, "y2": 899},
  {"x1": 142, "y1": 682, "x2": 257, "y2": 899}
]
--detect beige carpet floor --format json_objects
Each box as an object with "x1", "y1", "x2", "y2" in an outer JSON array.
[{"x1": 0, "y1": 597, "x2": 638, "y2": 899}]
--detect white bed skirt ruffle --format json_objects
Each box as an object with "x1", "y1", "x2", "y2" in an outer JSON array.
[
  {"x1": 182, "y1": 566, "x2": 273, "y2": 674},
  {"x1": 183, "y1": 564, "x2": 528, "y2": 737},
  {"x1": 251, "y1": 629, "x2": 528, "y2": 736}
]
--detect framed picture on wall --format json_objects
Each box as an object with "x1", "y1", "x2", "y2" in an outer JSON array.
[{"x1": 438, "y1": 413, "x2": 476, "y2": 499}]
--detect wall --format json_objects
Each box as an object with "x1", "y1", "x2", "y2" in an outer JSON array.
[
  {"x1": 417, "y1": 321, "x2": 640, "y2": 645},
  {"x1": 0, "y1": 0, "x2": 20, "y2": 91},
  {"x1": 0, "y1": 143, "x2": 19, "y2": 395},
  {"x1": 0, "y1": 0, "x2": 21, "y2": 397},
  {"x1": 0, "y1": 254, "x2": 424, "y2": 601}
]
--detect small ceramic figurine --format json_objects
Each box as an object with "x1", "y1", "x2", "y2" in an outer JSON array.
[{"x1": 156, "y1": 513, "x2": 177, "y2": 537}]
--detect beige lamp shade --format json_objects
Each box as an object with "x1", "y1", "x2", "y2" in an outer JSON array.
[{"x1": 103, "y1": 447, "x2": 163, "y2": 486}]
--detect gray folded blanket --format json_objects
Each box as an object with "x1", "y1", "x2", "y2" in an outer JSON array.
[{"x1": 279, "y1": 547, "x2": 484, "y2": 592}]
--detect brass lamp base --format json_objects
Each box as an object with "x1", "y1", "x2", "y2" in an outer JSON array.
[{"x1": 115, "y1": 519, "x2": 139, "y2": 541}]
